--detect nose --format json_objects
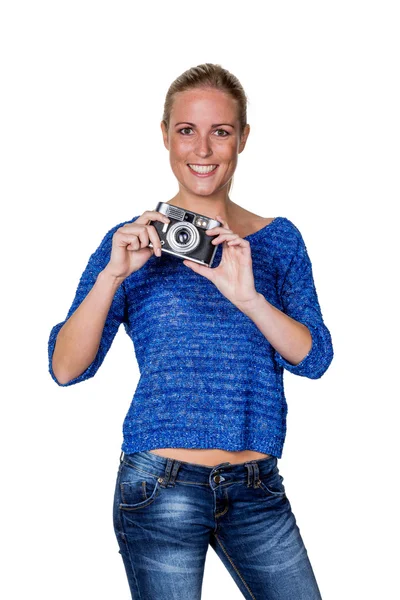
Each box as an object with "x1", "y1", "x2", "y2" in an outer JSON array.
[{"x1": 195, "y1": 134, "x2": 213, "y2": 158}]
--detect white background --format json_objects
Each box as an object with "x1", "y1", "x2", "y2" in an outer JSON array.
[{"x1": 1, "y1": 1, "x2": 399, "y2": 598}]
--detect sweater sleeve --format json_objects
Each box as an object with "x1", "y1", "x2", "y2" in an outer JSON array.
[
  {"x1": 48, "y1": 224, "x2": 127, "y2": 387},
  {"x1": 274, "y1": 228, "x2": 334, "y2": 379}
]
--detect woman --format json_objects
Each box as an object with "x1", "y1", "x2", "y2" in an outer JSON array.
[{"x1": 48, "y1": 63, "x2": 333, "y2": 599}]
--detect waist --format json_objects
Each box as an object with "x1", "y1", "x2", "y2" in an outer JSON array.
[{"x1": 148, "y1": 448, "x2": 272, "y2": 467}]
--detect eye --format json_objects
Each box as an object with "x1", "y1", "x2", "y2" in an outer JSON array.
[
  {"x1": 178, "y1": 127, "x2": 230, "y2": 137},
  {"x1": 214, "y1": 129, "x2": 229, "y2": 137},
  {"x1": 178, "y1": 127, "x2": 193, "y2": 135}
]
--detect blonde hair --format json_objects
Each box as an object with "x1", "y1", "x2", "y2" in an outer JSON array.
[{"x1": 162, "y1": 63, "x2": 249, "y2": 195}]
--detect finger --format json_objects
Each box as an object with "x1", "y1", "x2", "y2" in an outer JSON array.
[
  {"x1": 130, "y1": 225, "x2": 151, "y2": 249},
  {"x1": 226, "y1": 238, "x2": 249, "y2": 248},
  {"x1": 183, "y1": 259, "x2": 213, "y2": 278},
  {"x1": 135, "y1": 211, "x2": 171, "y2": 226},
  {"x1": 114, "y1": 229, "x2": 142, "y2": 251},
  {"x1": 134, "y1": 223, "x2": 165, "y2": 253},
  {"x1": 120, "y1": 223, "x2": 162, "y2": 253},
  {"x1": 146, "y1": 224, "x2": 164, "y2": 256},
  {"x1": 215, "y1": 214, "x2": 230, "y2": 229},
  {"x1": 119, "y1": 219, "x2": 166, "y2": 236},
  {"x1": 206, "y1": 225, "x2": 233, "y2": 237},
  {"x1": 210, "y1": 232, "x2": 240, "y2": 245},
  {"x1": 119, "y1": 226, "x2": 151, "y2": 251}
]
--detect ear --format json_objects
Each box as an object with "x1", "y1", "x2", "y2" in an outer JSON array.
[
  {"x1": 161, "y1": 120, "x2": 169, "y2": 150},
  {"x1": 238, "y1": 123, "x2": 250, "y2": 154}
]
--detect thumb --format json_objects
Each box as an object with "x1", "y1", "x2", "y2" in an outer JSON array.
[{"x1": 183, "y1": 259, "x2": 213, "y2": 280}]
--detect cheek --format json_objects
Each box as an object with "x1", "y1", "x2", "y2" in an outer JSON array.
[
  {"x1": 170, "y1": 138, "x2": 190, "y2": 156},
  {"x1": 170, "y1": 156, "x2": 186, "y2": 172},
  {"x1": 227, "y1": 140, "x2": 239, "y2": 155},
  {"x1": 216, "y1": 142, "x2": 238, "y2": 162}
]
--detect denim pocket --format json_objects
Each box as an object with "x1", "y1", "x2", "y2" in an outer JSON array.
[
  {"x1": 257, "y1": 468, "x2": 286, "y2": 498},
  {"x1": 119, "y1": 461, "x2": 163, "y2": 511}
]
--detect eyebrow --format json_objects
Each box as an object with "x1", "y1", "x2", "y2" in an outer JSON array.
[{"x1": 174, "y1": 122, "x2": 235, "y2": 128}]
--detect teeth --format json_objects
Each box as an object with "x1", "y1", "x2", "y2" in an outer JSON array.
[{"x1": 188, "y1": 164, "x2": 218, "y2": 174}]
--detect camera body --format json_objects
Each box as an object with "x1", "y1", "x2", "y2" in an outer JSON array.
[{"x1": 148, "y1": 202, "x2": 222, "y2": 267}]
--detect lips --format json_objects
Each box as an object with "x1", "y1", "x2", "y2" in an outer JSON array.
[{"x1": 187, "y1": 164, "x2": 219, "y2": 176}]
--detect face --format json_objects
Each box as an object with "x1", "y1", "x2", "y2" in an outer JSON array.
[{"x1": 161, "y1": 88, "x2": 250, "y2": 197}]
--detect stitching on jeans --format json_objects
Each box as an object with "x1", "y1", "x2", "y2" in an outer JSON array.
[
  {"x1": 120, "y1": 480, "x2": 150, "y2": 504},
  {"x1": 175, "y1": 480, "x2": 247, "y2": 487},
  {"x1": 214, "y1": 533, "x2": 256, "y2": 600},
  {"x1": 116, "y1": 471, "x2": 142, "y2": 598},
  {"x1": 120, "y1": 482, "x2": 127, "y2": 504},
  {"x1": 122, "y1": 462, "x2": 159, "y2": 479},
  {"x1": 215, "y1": 505, "x2": 229, "y2": 518},
  {"x1": 120, "y1": 524, "x2": 143, "y2": 599},
  {"x1": 215, "y1": 486, "x2": 229, "y2": 518},
  {"x1": 178, "y1": 481, "x2": 209, "y2": 486}
]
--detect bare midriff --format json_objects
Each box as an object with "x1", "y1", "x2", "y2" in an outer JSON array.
[{"x1": 148, "y1": 448, "x2": 272, "y2": 467}]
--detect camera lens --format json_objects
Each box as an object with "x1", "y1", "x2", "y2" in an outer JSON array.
[
  {"x1": 175, "y1": 228, "x2": 191, "y2": 246},
  {"x1": 166, "y1": 221, "x2": 200, "y2": 254}
]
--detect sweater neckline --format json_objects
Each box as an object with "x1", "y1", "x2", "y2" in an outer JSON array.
[{"x1": 242, "y1": 216, "x2": 283, "y2": 241}]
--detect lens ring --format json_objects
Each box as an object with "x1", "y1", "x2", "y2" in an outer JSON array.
[{"x1": 167, "y1": 221, "x2": 200, "y2": 253}]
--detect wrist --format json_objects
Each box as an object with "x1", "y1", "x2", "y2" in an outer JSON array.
[
  {"x1": 98, "y1": 268, "x2": 126, "y2": 288},
  {"x1": 235, "y1": 292, "x2": 264, "y2": 315}
]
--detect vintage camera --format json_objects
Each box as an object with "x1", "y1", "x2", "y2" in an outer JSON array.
[{"x1": 148, "y1": 202, "x2": 222, "y2": 267}]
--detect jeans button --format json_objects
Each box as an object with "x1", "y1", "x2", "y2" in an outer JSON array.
[{"x1": 214, "y1": 474, "x2": 221, "y2": 483}]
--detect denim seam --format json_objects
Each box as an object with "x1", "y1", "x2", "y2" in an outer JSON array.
[
  {"x1": 214, "y1": 533, "x2": 256, "y2": 600},
  {"x1": 215, "y1": 486, "x2": 229, "y2": 518},
  {"x1": 182, "y1": 480, "x2": 247, "y2": 488},
  {"x1": 120, "y1": 481, "x2": 148, "y2": 504},
  {"x1": 119, "y1": 483, "x2": 162, "y2": 511},
  {"x1": 120, "y1": 522, "x2": 143, "y2": 599},
  {"x1": 215, "y1": 506, "x2": 229, "y2": 518},
  {"x1": 121, "y1": 461, "x2": 160, "y2": 479},
  {"x1": 258, "y1": 480, "x2": 286, "y2": 497},
  {"x1": 176, "y1": 481, "x2": 211, "y2": 486},
  {"x1": 117, "y1": 467, "x2": 143, "y2": 598}
]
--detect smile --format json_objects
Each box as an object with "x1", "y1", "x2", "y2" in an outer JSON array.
[{"x1": 188, "y1": 164, "x2": 219, "y2": 175}]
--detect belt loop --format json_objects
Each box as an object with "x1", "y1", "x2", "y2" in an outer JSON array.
[
  {"x1": 245, "y1": 462, "x2": 253, "y2": 487},
  {"x1": 162, "y1": 458, "x2": 181, "y2": 487},
  {"x1": 253, "y1": 462, "x2": 260, "y2": 487},
  {"x1": 119, "y1": 451, "x2": 124, "y2": 464},
  {"x1": 245, "y1": 461, "x2": 260, "y2": 488}
]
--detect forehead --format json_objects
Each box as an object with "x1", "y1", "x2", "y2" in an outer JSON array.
[{"x1": 171, "y1": 88, "x2": 238, "y2": 122}]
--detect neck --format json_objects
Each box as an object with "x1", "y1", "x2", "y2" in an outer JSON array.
[{"x1": 167, "y1": 188, "x2": 236, "y2": 221}]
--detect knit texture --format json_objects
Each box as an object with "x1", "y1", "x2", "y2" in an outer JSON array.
[{"x1": 48, "y1": 215, "x2": 334, "y2": 458}]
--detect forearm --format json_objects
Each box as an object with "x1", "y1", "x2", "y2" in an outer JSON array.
[
  {"x1": 236, "y1": 292, "x2": 312, "y2": 366},
  {"x1": 51, "y1": 268, "x2": 125, "y2": 384}
]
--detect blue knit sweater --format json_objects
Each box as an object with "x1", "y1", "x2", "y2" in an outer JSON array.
[{"x1": 48, "y1": 215, "x2": 333, "y2": 458}]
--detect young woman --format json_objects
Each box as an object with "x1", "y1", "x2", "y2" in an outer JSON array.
[{"x1": 48, "y1": 63, "x2": 333, "y2": 599}]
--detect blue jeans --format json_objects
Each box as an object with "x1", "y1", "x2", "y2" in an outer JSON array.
[{"x1": 113, "y1": 450, "x2": 322, "y2": 599}]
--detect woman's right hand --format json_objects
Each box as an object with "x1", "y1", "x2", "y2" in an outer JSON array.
[{"x1": 103, "y1": 210, "x2": 170, "y2": 280}]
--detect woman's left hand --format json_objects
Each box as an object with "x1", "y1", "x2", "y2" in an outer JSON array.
[{"x1": 182, "y1": 215, "x2": 259, "y2": 309}]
